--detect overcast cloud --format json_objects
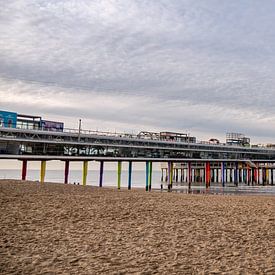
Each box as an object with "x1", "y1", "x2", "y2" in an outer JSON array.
[{"x1": 0, "y1": 0, "x2": 275, "y2": 143}]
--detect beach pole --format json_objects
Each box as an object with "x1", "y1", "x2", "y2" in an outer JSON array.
[
  {"x1": 21, "y1": 160, "x2": 27, "y2": 181},
  {"x1": 64, "y1": 160, "x2": 70, "y2": 184},
  {"x1": 146, "y1": 161, "x2": 149, "y2": 191},
  {"x1": 117, "y1": 161, "x2": 122, "y2": 190},
  {"x1": 99, "y1": 161, "x2": 104, "y2": 187},
  {"x1": 128, "y1": 161, "x2": 132, "y2": 190},
  {"x1": 40, "y1": 160, "x2": 46, "y2": 183},
  {"x1": 82, "y1": 161, "x2": 88, "y2": 186}
]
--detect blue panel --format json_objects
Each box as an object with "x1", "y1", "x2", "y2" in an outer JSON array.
[{"x1": 0, "y1": 110, "x2": 17, "y2": 128}]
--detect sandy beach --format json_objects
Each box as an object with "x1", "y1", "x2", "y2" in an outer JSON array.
[{"x1": 0, "y1": 180, "x2": 274, "y2": 274}]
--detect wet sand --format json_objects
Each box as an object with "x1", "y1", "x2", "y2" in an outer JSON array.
[{"x1": 0, "y1": 180, "x2": 275, "y2": 274}]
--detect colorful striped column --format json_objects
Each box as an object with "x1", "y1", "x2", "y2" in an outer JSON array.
[
  {"x1": 82, "y1": 161, "x2": 88, "y2": 186},
  {"x1": 128, "y1": 161, "x2": 132, "y2": 190},
  {"x1": 99, "y1": 161, "x2": 104, "y2": 187},
  {"x1": 64, "y1": 160, "x2": 70, "y2": 184},
  {"x1": 117, "y1": 161, "x2": 122, "y2": 190},
  {"x1": 40, "y1": 160, "x2": 46, "y2": 183},
  {"x1": 21, "y1": 160, "x2": 27, "y2": 181}
]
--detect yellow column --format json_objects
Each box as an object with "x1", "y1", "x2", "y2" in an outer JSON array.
[
  {"x1": 40, "y1": 160, "x2": 46, "y2": 183},
  {"x1": 266, "y1": 168, "x2": 269, "y2": 185},
  {"x1": 82, "y1": 161, "x2": 88, "y2": 186},
  {"x1": 118, "y1": 161, "x2": 122, "y2": 190}
]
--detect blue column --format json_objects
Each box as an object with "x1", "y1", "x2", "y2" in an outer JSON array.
[
  {"x1": 99, "y1": 161, "x2": 104, "y2": 187},
  {"x1": 149, "y1": 161, "x2": 152, "y2": 191},
  {"x1": 128, "y1": 161, "x2": 132, "y2": 190},
  {"x1": 146, "y1": 161, "x2": 149, "y2": 191}
]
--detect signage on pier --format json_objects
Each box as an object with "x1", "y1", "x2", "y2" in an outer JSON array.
[
  {"x1": 41, "y1": 120, "x2": 64, "y2": 132},
  {"x1": 0, "y1": 110, "x2": 17, "y2": 128}
]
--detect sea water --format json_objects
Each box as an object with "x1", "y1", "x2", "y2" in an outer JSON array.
[
  {"x1": 1, "y1": 169, "x2": 275, "y2": 195},
  {"x1": 0, "y1": 169, "x2": 163, "y2": 189}
]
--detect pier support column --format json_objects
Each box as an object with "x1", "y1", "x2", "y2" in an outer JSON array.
[
  {"x1": 188, "y1": 162, "x2": 192, "y2": 189},
  {"x1": 262, "y1": 167, "x2": 266, "y2": 185},
  {"x1": 161, "y1": 168, "x2": 164, "y2": 182},
  {"x1": 146, "y1": 161, "x2": 153, "y2": 191},
  {"x1": 247, "y1": 168, "x2": 251, "y2": 186},
  {"x1": 21, "y1": 160, "x2": 27, "y2": 181},
  {"x1": 221, "y1": 162, "x2": 225, "y2": 187},
  {"x1": 40, "y1": 160, "x2": 46, "y2": 183},
  {"x1": 205, "y1": 162, "x2": 211, "y2": 188},
  {"x1": 82, "y1": 161, "x2": 88, "y2": 186},
  {"x1": 149, "y1": 161, "x2": 152, "y2": 191},
  {"x1": 117, "y1": 161, "x2": 122, "y2": 190},
  {"x1": 254, "y1": 165, "x2": 257, "y2": 185},
  {"x1": 128, "y1": 161, "x2": 132, "y2": 190},
  {"x1": 64, "y1": 160, "x2": 70, "y2": 184},
  {"x1": 99, "y1": 161, "x2": 104, "y2": 187},
  {"x1": 234, "y1": 162, "x2": 239, "y2": 186},
  {"x1": 167, "y1": 162, "x2": 173, "y2": 191},
  {"x1": 271, "y1": 169, "x2": 274, "y2": 186}
]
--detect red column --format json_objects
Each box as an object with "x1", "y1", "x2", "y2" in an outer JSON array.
[
  {"x1": 22, "y1": 160, "x2": 27, "y2": 181},
  {"x1": 205, "y1": 162, "x2": 211, "y2": 188},
  {"x1": 64, "y1": 160, "x2": 70, "y2": 184}
]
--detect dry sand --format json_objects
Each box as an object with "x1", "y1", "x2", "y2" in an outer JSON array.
[{"x1": 0, "y1": 180, "x2": 275, "y2": 274}]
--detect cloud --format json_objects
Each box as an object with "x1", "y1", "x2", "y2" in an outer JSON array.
[{"x1": 0, "y1": 0, "x2": 275, "y2": 143}]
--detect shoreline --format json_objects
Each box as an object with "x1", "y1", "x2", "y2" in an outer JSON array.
[{"x1": 1, "y1": 178, "x2": 275, "y2": 197}]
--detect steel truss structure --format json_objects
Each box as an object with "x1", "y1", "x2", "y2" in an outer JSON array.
[{"x1": 0, "y1": 127, "x2": 275, "y2": 160}]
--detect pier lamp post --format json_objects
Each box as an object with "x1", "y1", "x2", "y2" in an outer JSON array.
[{"x1": 78, "y1": 119, "x2": 82, "y2": 142}]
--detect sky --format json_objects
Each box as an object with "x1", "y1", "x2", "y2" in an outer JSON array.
[{"x1": 1, "y1": 0, "x2": 275, "y2": 144}]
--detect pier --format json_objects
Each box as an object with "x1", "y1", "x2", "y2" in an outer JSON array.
[{"x1": 1, "y1": 110, "x2": 275, "y2": 189}]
